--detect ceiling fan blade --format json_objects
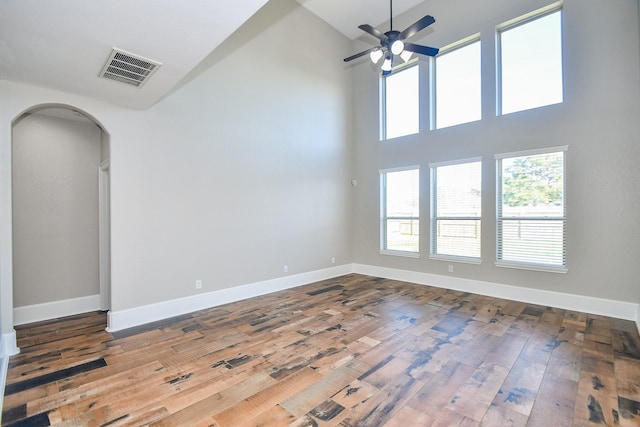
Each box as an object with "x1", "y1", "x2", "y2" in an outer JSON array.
[
  {"x1": 403, "y1": 42, "x2": 439, "y2": 57},
  {"x1": 358, "y1": 24, "x2": 386, "y2": 41},
  {"x1": 399, "y1": 15, "x2": 435, "y2": 40},
  {"x1": 344, "y1": 47, "x2": 379, "y2": 62}
]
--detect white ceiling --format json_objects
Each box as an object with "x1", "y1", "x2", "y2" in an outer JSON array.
[
  {"x1": 0, "y1": 0, "x2": 425, "y2": 110},
  {"x1": 296, "y1": 0, "x2": 425, "y2": 40},
  {"x1": 0, "y1": 0, "x2": 270, "y2": 110}
]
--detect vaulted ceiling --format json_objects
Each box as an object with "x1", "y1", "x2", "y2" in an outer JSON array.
[{"x1": 0, "y1": 0, "x2": 425, "y2": 109}]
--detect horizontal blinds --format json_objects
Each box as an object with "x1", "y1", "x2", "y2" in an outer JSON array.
[
  {"x1": 435, "y1": 219, "x2": 481, "y2": 258},
  {"x1": 386, "y1": 219, "x2": 419, "y2": 252},
  {"x1": 383, "y1": 168, "x2": 420, "y2": 253},
  {"x1": 497, "y1": 219, "x2": 565, "y2": 265},
  {"x1": 497, "y1": 150, "x2": 565, "y2": 267},
  {"x1": 386, "y1": 169, "x2": 419, "y2": 218},
  {"x1": 431, "y1": 161, "x2": 481, "y2": 258},
  {"x1": 385, "y1": 65, "x2": 420, "y2": 140}
]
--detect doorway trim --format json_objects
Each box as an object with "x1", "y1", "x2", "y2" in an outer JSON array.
[
  {"x1": 99, "y1": 160, "x2": 111, "y2": 311},
  {"x1": 5, "y1": 103, "x2": 111, "y2": 345}
]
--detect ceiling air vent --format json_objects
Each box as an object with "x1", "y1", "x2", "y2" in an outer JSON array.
[{"x1": 99, "y1": 48, "x2": 161, "y2": 88}]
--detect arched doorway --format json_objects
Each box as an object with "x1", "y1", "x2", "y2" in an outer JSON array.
[{"x1": 11, "y1": 105, "x2": 110, "y2": 326}]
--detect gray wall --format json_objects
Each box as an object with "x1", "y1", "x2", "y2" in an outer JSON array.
[
  {"x1": 351, "y1": 0, "x2": 640, "y2": 303},
  {"x1": 107, "y1": 0, "x2": 353, "y2": 310},
  {"x1": 12, "y1": 111, "x2": 102, "y2": 307}
]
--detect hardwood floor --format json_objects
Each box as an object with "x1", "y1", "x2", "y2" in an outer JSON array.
[{"x1": 3, "y1": 274, "x2": 640, "y2": 426}]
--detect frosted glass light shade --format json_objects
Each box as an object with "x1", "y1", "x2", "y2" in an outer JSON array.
[
  {"x1": 391, "y1": 40, "x2": 405, "y2": 55},
  {"x1": 400, "y1": 50, "x2": 413, "y2": 62},
  {"x1": 381, "y1": 57, "x2": 392, "y2": 71},
  {"x1": 370, "y1": 49, "x2": 383, "y2": 64}
]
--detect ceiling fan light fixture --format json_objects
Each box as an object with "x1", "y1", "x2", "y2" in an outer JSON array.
[
  {"x1": 370, "y1": 49, "x2": 384, "y2": 64},
  {"x1": 381, "y1": 53, "x2": 393, "y2": 72},
  {"x1": 391, "y1": 39, "x2": 405, "y2": 55},
  {"x1": 342, "y1": 0, "x2": 438, "y2": 74},
  {"x1": 400, "y1": 50, "x2": 413, "y2": 62}
]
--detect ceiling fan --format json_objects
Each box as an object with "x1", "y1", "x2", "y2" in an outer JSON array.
[{"x1": 343, "y1": 0, "x2": 439, "y2": 75}]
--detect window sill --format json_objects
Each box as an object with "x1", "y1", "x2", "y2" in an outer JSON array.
[
  {"x1": 429, "y1": 255, "x2": 482, "y2": 265},
  {"x1": 380, "y1": 249, "x2": 420, "y2": 259},
  {"x1": 495, "y1": 261, "x2": 568, "y2": 274}
]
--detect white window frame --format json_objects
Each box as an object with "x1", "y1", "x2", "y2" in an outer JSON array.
[
  {"x1": 496, "y1": 2, "x2": 564, "y2": 116},
  {"x1": 380, "y1": 61, "x2": 420, "y2": 141},
  {"x1": 431, "y1": 34, "x2": 482, "y2": 130},
  {"x1": 495, "y1": 146, "x2": 568, "y2": 273},
  {"x1": 380, "y1": 165, "x2": 420, "y2": 258},
  {"x1": 429, "y1": 158, "x2": 482, "y2": 264}
]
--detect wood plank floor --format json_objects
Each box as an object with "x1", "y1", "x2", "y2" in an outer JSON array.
[{"x1": 3, "y1": 274, "x2": 640, "y2": 426}]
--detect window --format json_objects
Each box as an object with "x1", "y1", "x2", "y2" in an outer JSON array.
[
  {"x1": 496, "y1": 147, "x2": 567, "y2": 271},
  {"x1": 433, "y1": 37, "x2": 481, "y2": 129},
  {"x1": 380, "y1": 167, "x2": 420, "y2": 255},
  {"x1": 430, "y1": 159, "x2": 482, "y2": 260},
  {"x1": 498, "y1": 6, "x2": 563, "y2": 115},
  {"x1": 383, "y1": 64, "x2": 419, "y2": 140}
]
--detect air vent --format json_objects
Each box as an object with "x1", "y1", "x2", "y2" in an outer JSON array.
[{"x1": 99, "y1": 48, "x2": 161, "y2": 88}]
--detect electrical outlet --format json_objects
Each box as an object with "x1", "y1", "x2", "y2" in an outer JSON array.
[
  {"x1": 448, "y1": 265, "x2": 453, "y2": 273},
  {"x1": 284, "y1": 265, "x2": 288, "y2": 273},
  {"x1": 195, "y1": 279, "x2": 202, "y2": 289},
  {"x1": 331, "y1": 257, "x2": 336, "y2": 264}
]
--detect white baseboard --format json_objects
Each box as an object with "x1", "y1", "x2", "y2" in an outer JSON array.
[
  {"x1": 1, "y1": 330, "x2": 19, "y2": 359},
  {"x1": 13, "y1": 294, "x2": 101, "y2": 326},
  {"x1": 107, "y1": 264, "x2": 354, "y2": 332},
  {"x1": 0, "y1": 329, "x2": 18, "y2": 418},
  {"x1": 0, "y1": 352, "x2": 7, "y2": 421},
  {"x1": 105, "y1": 262, "x2": 639, "y2": 334},
  {"x1": 354, "y1": 264, "x2": 639, "y2": 322}
]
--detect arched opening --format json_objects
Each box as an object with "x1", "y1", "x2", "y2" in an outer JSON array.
[{"x1": 11, "y1": 104, "x2": 110, "y2": 328}]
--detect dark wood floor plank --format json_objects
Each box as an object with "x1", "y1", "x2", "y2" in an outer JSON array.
[
  {"x1": 4, "y1": 358, "x2": 107, "y2": 395},
  {"x1": 2, "y1": 411, "x2": 51, "y2": 427},
  {"x1": 2, "y1": 274, "x2": 639, "y2": 426}
]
